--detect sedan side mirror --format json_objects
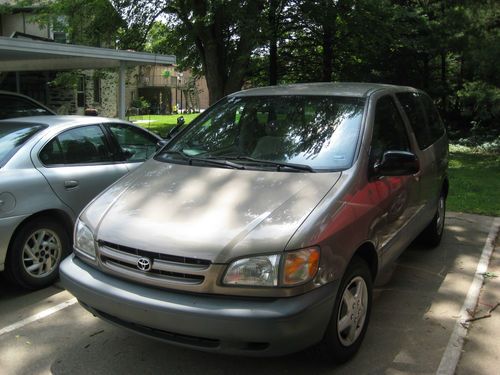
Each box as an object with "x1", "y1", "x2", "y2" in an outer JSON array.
[{"x1": 372, "y1": 151, "x2": 419, "y2": 177}]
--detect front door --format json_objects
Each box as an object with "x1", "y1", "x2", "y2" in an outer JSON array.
[{"x1": 367, "y1": 95, "x2": 420, "y2": 266}]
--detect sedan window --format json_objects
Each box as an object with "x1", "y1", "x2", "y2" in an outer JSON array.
[
  {"x1": 0, "y1": 123, "x2": 46, "y2": 167},
  {"x1": 40, "y1": 125, "x2": 113, "y2": 165},
  {"x1": 106, "y1": 124, "x2": 158, "y2": 162},
  {"x1": 0, "y1": 94, "x2": 53, "y2": 119}
]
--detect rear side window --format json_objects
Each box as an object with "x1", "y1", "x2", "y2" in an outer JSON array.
[
  {"x1": 0, "y1": 94, "x2": 53, "y2": 119},
  {"x1": 0, "y1": 123, "x2": 46, "y2": 167},
  {"x1": 397, "y1": 92, "x2": 445, "y2": 149},
  {"x1": 396, "y1": 92, "x2": 433, "y2": 149},
  {"x1": 40, "y1": 125, "x2": 113, "y2": 165},
  {"x1": 370, "y1": 95, "x2": 410, "y2": 163}
]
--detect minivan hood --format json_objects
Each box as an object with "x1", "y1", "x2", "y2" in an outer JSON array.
[{"x1": 85, "y1": 159, "x2": 340, "y2": 263}]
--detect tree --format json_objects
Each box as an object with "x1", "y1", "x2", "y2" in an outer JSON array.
[
  {"x1": 112, "y1": 0, "x2": 266, "y2": 104},
  {"x1": 29, "y1": 0, "x2": 126, "y2": 47}
]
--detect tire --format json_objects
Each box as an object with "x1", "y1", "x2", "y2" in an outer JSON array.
[
  {"x1": 314, "y1": 257, "x2": 373, "y2": 363},
  {"x1": 5, "y1": 217, "x2": 70, "y2": 290},
  {"x1": 418, "y1": 193, "x2": 446, "y2": 248}
]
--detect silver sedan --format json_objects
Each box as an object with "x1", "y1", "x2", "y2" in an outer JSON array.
[{"x1": 0, "y1": 115, "x2": 162, "y2": 289}]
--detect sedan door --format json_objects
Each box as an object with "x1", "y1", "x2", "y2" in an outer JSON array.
[{"x1": 33, "y1": 124, "x2": 129, "y2": 216}]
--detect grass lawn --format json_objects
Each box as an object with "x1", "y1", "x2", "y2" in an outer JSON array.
[
  {"x1": 129, "y1": 114, "x2": 200, "y2": 137},
  {"x1": 447, "y1": 145, "x2": 500, "y2": 216}
]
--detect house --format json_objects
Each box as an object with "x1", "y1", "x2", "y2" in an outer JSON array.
[{"x1": 0, "y1": 0, "x2": 208, "y2": 118}]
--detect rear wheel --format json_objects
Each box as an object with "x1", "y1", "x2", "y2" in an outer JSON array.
[
  {"x1": 419, "y1": 193, "x2": 446, "y2": 248},
  {"x1": 5, "y1": 217, "x2": 69, "y2": 290},
  {"x1": 314, "y1": 257, "x2": 373, "y2": 363}
]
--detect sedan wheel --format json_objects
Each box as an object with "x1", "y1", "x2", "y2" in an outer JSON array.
[{"x1": 6, "y1": 217, "x2": 69, "y2": 290}]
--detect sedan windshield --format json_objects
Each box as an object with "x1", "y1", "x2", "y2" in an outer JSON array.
[
  {"x1": 158, "y1": 95, "x2": 365, "y2": 171},
  {"x1": 0, "y1": 123, "x2": 46, "y2": 167}
]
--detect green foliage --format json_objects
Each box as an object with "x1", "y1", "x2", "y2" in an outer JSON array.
[
  {"x1": 48, "y1": 71, "x2": 80, "y2": 89},
  {"x1": 131, "y1": 97, "x2": 150, "y2": 111},
  {"x1": 457, "y1": 82, "x2": 500, "y2": 135},
  {"x1": 26, "y1": 0, "x2": 125, "y2": 47},
  {"x1": 18, "y1": 0, "x2": 498, "y2": 140}
]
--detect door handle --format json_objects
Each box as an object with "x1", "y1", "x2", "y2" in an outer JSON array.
[{"x1": 64, "y1": 180, "x2": 79, "y2": 189}]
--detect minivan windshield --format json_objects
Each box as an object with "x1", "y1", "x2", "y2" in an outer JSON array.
[
  {"x1": 0, "y1": 123, "x2": 46, "y2": 167},
  {"x1": 158, "y1": 95, "x2": 365, "y2": 171}
]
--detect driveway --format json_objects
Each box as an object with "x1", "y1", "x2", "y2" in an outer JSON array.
[{"x1": 0, "y1": 212, "x2": 498, "y2": 374}]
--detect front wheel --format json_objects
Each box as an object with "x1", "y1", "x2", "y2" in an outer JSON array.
[
  {"x1": 314, "y1": 257, "x2": 373, "y2": 363},
  {"x1": 5, "y1": 217, "x2": 69, "y2": 290}
]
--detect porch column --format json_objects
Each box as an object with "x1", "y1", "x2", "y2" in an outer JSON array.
[{"x1": 118, "y1": 61, "x2": 126, "y2": 119}]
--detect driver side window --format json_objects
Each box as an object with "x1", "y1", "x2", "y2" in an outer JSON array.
[{"x1": 370, "y1": 95, "x2": 410, "y2": 163}]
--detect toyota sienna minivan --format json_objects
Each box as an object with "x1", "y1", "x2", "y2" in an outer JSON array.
[{"x1": 61, "y1": 83, "x2": 448, "y2": 363}]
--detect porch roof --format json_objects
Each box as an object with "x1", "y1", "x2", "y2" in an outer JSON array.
[{"x1": 0, "y1": 36, "x2": 176, "y2": 72}]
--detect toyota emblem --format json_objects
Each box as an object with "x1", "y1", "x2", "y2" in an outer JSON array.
[{"x1": 137, "y1": 257, "x2": 152, "y2": 271}]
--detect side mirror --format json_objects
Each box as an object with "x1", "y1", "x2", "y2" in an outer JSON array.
[
  {"x1": 166, "y1": 116, "x2": 185, "y2": 139},
  {"x1": 372, "y1": 151, "x2": 419, "y2": 177}
]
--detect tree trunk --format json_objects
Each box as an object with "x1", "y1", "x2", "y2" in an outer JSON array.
[
  {"x1": 269, "y1": 0, "x2": 279, "y2": 85},
  {"x1": 322, "y1": 22, "x2": 333, "y2": 82}
]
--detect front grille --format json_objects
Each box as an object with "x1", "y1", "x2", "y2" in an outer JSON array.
[
  {"x1": 97, "y1": 240, "x2": 211, "y2": 288},
  {"x1": 99, "y1": 240, "x2": 210, "y2": 266}
]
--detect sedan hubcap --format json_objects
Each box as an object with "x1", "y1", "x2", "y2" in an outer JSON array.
[
  {"x1": 337, "y1": 276, "x2": 368, "y2": 346},
  {"x1": 22, "y1": 229, "x2": 61, "y2": 278}
]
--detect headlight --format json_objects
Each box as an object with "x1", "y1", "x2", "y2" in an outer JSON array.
[
  {"x1": 223, "y1": 255, "x2": 280, "y2": 286},
  {"x1": 222, "y1": 247, "x2": 320, "y2": 287},
  {"x1": 74, "y1": 219, "x2": 96, "y2": 259}
]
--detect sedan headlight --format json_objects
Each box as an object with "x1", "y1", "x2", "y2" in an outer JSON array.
[
  {"x1": 74, "y1": 219, "x2": 96, "y2": 259},
  {"x1": 222, "y1": 247, "x2": 320, "y2": 287}
]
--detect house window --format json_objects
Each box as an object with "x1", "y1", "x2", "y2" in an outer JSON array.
[
  {"x1": 77, "y1": 76, "x2": 86, "y2": 108},
  {"x1": 93, "y1": 77, "x2": 101, "y2": 104}
]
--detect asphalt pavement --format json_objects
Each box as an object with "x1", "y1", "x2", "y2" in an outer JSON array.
[{"x1": 0, "y1": 212, "x2": 498, "y2": 375}]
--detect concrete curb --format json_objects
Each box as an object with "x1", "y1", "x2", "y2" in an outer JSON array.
[{"x1": 436, "y1": 217, "x2": 500, "y2": 375}]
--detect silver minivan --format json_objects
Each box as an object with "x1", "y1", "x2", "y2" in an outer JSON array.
[{"x1": 61, "y1": 83, "x2": 448, "y2": 363}]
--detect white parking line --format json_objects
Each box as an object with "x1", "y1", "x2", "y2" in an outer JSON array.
[
  {"x1": 436, "y1": 217, "x2": 500, "y2": 375},
  {"x1": 0, "y1": 297, "x2": 77, "y2": 336}
]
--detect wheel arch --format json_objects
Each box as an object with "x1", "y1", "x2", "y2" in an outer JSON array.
[
  {"x1": 7, "y1": 209, "x2": 74, "y2": 256},
  {"x1": 442, "y1": 177, "x2": 449, "y2": 198},
  {"x1": 350, "y1": 242, "x2": 379, "y2": 281}
]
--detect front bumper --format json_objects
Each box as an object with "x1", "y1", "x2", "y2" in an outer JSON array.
[{"x1": 61, "y1": 255, "x2": 339, "y2": 356}]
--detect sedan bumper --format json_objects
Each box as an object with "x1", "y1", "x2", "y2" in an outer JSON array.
[{"x1": 60, "y1": 254, "x2": 339, "y2": 356}]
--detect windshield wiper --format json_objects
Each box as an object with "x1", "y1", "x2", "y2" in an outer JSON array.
[
  {"x1": 161, "y1": 150, "x2": 245, "y2": 170},
  {"x1": 213, "y1": 155, "x2": 315, "y2": 172}
]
